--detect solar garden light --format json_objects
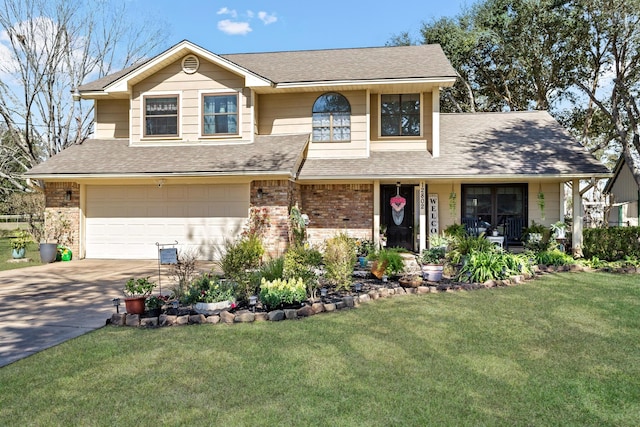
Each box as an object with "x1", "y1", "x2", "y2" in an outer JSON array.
[
  {"x1": 249, "y1": 295, "x2": 258, "y2": 312},
  {"x1": 354, "y1": 282, "x2": 362, "y2": 293},
  {"x1": 320, "y1": 287, "x2": 328, "y2": 298},
  {"x1": 171, "y1": 300, "x2": 179, "y2": 312},
  {"x1": 111, "y1": 298, "x2": 121, "y2": 313}
]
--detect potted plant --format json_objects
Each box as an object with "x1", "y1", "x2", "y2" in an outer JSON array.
[
  {"x1": 123, "y1": 276, "x2": 156, "y2": 314},
  {"x1": 419, "y1": 247, "x2": 446, "y2": 282},
  {"x1": 550, "y1": 221, "x2": 567, "y2": 239},
  {"x1": 39, "y1": 212, "x2": 74, "y2": 263},
  {"x1": 10, "y1": 229, "x2": 32, "y2": 259},
  {"x1": 184, "y1": 273, "x2": 237, "y2": 314},
  {"x1": 355, "y1": 238, "x2": 374, "y2": 268}
]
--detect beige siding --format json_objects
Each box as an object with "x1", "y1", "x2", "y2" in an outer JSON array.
[
  {"x1": 611, "y1": 164, "x2": 639, "y2": 203},
  {"x1": 130, "y1": 57, "x2": 252, "y2": 142},
  {"x1": 258, "y1": 91, "x2": 368, "y2": 158},
  {"x1": 529, "y1": 182, "x2": 562, "y2": 226},
  {"x1": 95, "y1": 99, "x2": 129, "y2": 139}
]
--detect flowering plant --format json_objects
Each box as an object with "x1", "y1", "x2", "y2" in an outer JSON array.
[
  {"x1": 145, "y1": 295, "x2": 168, "y2": 310},
  {"x1": 123, "y1": 276, "x2": 156, "y2": 297},
  {"x1": 183, "y1": 274, "x2": 236, "y2": 304}
]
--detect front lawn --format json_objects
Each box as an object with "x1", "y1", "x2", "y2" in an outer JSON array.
[
  {"x1": 1, "y1": 271, "x2": 639, "y2": 426},
  {"x1": 0, "y1": 236, "x2": 42, "y2": 271}
]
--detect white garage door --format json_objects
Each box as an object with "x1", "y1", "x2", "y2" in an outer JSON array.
[{"x1": 86, "y1": 184, "x2": 249, "y2": 259}]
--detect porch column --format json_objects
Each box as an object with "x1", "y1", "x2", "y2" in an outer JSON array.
[
  {"x1": 572, "y1": 179, "x2": 584, "y2": 257},
  {"x1": 373, "y1": 180, "x2": 381, "y2": 247},
  {"x1": 432, "y1": 88, "x2": 440, "y2": 158},
  {"x1": 419, "y1": 181, "x2": 426, "y2": 253}
]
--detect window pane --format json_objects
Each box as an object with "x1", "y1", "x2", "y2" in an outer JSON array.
[
  {"x1": 146, "y1": 117, "x2": 177, "y2": 135},
  {"x1": 146, "y1": 97, "x2": 177, "y2": 116},
  {"x1": 381, "y1": 115, "x2": 399, "y2": 136},
  {"x1": 381, "y1": 95, "x2": 400, "y2": 114}
]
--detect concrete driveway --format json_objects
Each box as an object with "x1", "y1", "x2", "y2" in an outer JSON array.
[{"x1": 0, "y1": 259, "x2": 185, "y2": 367}]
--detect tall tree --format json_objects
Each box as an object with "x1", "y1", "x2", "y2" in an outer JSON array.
[{"x1": 0, "y1": 0, "x2": 167, "y2": 196}]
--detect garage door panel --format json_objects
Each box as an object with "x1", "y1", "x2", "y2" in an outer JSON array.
[{"x1": 86, "y1": 185, "x2": 249, "y2": 259}]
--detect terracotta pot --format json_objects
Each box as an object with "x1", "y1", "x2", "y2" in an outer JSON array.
[
  {"x1": 371, "y1": 260, "x2": 388, "y2": 279},
  {"x1": 124, "y1": 296, "x2": 147, "y2": 314}
]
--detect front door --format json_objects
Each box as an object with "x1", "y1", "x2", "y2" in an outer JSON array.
[{"x1": 381, "y1": 184, "x2": 415, "y2": 251}]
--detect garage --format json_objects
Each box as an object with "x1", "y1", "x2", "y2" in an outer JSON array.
[{"x1": 85, "y1": 184, "x2": 249, "y2": 259}]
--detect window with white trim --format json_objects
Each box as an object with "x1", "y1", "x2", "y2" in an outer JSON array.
[
  {"x1": 312, "y1": 93, "x2": 351, "y2": 142},
  {"x1": 144, "y1": 95, "x2": 178, "y2": 137},
  {"x1": 202, "y1": 92, "x2": 239, "y2": 136},
  {"x1": 381, "y1": 94, "x2": 420, "y2": 136}
]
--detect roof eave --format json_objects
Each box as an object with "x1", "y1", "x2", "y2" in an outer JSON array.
[
  {"x1": 274, "y1": 77, "x2": 457, "y2": 90},
  {"x1": 298, "y1": 172, "x2": 613, "y2": 181},
  {"x1": 24, "y1": 170, "x2": 296, "y2": 181}
]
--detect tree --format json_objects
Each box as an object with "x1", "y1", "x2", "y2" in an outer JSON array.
[
  {"x1": 568, "y1": 0, "x2": 640, "y2": 186},
  {"x1": 0, "y1": 0, "x2": 167, "y2": 196}
]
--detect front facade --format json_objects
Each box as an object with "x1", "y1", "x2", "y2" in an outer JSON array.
[
  {"x1": 604, "y1": 157, "x2": 640, "y2": 226},
  {"x1": 26, "y1": 41, "x2": 610, "y2": 259}
]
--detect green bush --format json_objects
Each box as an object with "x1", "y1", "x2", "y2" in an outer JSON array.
[
  {"x1": 369, "y1": 247, "x2": 405, "y2": 276},
  {"x1": 323, "y1": 233, "x2": 357, "y2": 291},
  {"x1": 259, "y1": 277, "x2": 306, "y2": 309},
  {"x1": 258, "y1": 256, "x2": 285, "y2": 282},
  {"x1": 283, "y1": 244, "x2": 323, "y2": 297},
  {"x1": 447, "y1": 234, "x2": 494, "y2": 265},
  {"x1": 217, "y1": 235, "x2": 264, "y2": 301},
  {"x1": 535, "y1": 249, "x2": 575, "y2": 266},
  {"x1": 183, "y1": 274, "x2": 236, "y2": 304},
  {"x1": 583, "y1": 227, "x2": 640, "y2": 261},
  {"x1": 457, "y1": 251, "x2": 534, "y2": 283}
]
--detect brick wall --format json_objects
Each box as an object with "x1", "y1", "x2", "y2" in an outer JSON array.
[
  {"x1": 44, "y1": 182, "x2": 81, "y2": 257},
  {"x1": 300, "y1": 184, "x2": 373, "y2": 247},
  {"x1": 251, "y1": 180, "x2": 298, "y2": 257}
]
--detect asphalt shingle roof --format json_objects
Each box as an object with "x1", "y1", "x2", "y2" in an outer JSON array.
[
  {"x1": 298, "y1": 111, "x2": 610, "y2": 179},
  {"x1": 78, "y1": 43, "x2": 457, "y2": 91},
  {"x1": 26, "y1": 134, "x2": 309, "y2": 177}
]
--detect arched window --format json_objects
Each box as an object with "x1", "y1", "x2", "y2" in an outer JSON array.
[{"x1": 312, "y1": 93, "x2": 351, "y2": 142}]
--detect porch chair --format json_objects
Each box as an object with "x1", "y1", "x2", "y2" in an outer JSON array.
[{"x1": 505, "y1": 217, "x2": 525, "y2": 246}]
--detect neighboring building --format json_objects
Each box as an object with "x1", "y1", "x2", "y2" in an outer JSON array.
[
  {"x1": 604, "y1": 156, "x2": 639, "y2": 226},
  {"x1": 25, "y1": 40, "x2": 611, "y2": 259}
]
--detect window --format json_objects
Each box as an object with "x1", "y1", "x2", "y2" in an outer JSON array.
[
  {"x1": 144, "y1": 96, "x2": 178, "y2": 137},
  {"x1": 381, "y1": 94, "x2": 420, "y2": 136},
  {"x1": 462, "y1": 184, "x2": 527, "y2": 239},
  {"x1": 312, "y1": 93, "x2": 351, "y2": 142},
  {"x1": 202, "y1": 93, "x2": 239, "y2": 136}
]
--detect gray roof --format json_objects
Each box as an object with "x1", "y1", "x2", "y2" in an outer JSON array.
[
  {"x1": 26, "y1": 134, "x2": 309, "y2": 177},
  {"x1": 221, "y1": 45, "x2": 457, "y2": 84},
  {"x1": 79, "y1": 43, "x2": 457, "y2": 92},
  {"x1": 298, "y1": 111, "x2": 611, "y2": 179}
]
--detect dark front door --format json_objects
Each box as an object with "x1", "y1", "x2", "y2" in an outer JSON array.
[{"x1": 381, "y1": 184, "x2": 415, "y2": 251}]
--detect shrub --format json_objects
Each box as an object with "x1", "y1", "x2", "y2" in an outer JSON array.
[
  {"x1": 447, "y1": 234, "x2": 494, "y2": 264},
  {"x1": 259, "y1": 277, "x2": 306, "y2": 309},
  {"x1": 583, "y1": 227, "x2": 640, "y2": 261},
  {"x1": 123, "y1": 277, "x2": 156, "y2": 297},
  {"x1": 258, "y1": 256, "x2": 285, "y2": 282},
  {"x1": 369, "y1": 247, "x2": 405, "y2": 277},
  {"x1": 168, "y1": 249, "x2": 199, "y2": 301},
  {"x1": 323, "y1": 233, "x2": 357, "y2": 291},
  {"x1": 419, "y1": 247, "x2": 446, "y2": 264},
  {"x1": 183, "y1": 274, "x2": 236, "y2": 304},
  {"x1": 217, "y1": 235, "x2": 264, "y2": 301},
  {"x1": 283, "y1": 244, "x2": 323, "y2": 297},
  {"x1": 444, "y1": 223, "x2": 467, "y2": 240},
  {"x1": 457, "y1": 251, "x2": 534, "y2": 283},
  {"x1": 535, "y1": 249, "x2": 575, "y2": 266}
]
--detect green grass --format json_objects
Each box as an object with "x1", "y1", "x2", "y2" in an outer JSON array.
[
  {"x1": 1, "y1": 272, "x2": 639, "y2": 426},
  {"x1": 0, "y1": 236, "x2": 42, "y2": 271}
]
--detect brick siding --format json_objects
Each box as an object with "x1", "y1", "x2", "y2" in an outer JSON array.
[{"x1": 43, "y1": 182, "x2": 81, "y2": 257}]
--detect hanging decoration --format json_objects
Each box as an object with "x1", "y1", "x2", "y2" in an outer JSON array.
[{"x1": 390, "y1": 184, "x2": 406, "y2": 226}]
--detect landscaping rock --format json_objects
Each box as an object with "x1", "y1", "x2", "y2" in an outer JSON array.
[
  {"x1": 342, "y1": 296, "x2": 355, "y2": 308},
  {"x1": 297, "y1": 305, "x2": 315, "y2": 317},
  {"x1": 483, "y1": 280, "x2": 497, "y2": 288},
  {"x1": 379, "y1": 288, "x2": 389, "y2": 298},
  {"x1": 368, "y1": 290, "x2": 379, "y2": 300},
  {"x1": 176, "y1": 315, "x2": 190, "y2": 325},
  {"x1": 395, "y1": 287, "x2": 406, "y2": 295},
  {"x1": 189, "y1": 314, "x2": 206, "y2": 324},
  {"x1": 335, "y1": 301, "x2": 346, "y2": 310},
  {"x1": 311, "y1": 302, "x2": 325, "y2": 314},
  {"x1": 110, "y1": 313, "x2": 126, "y2": 326},
  {"x1": 254, "y1": 312, "x2": 268, "y2": 322},
  {"x1": 268, "y1": 310, "x2": 285, "y2": 321},
  {"x1": 140, "y1": 317, "x2": 158, "y2": 327},
  {"x1": 405, "y1": 287, "x2": 416, "y2": 294},
  {"x1": 417, "y1": 286, "x2": 429, "y2": 294},
  {"x1": 428, "y1": 286, "x2": 437, "y2": 293},
  {"x1": 235, "y1": 310, "x2": 255, "y2": 323},
  {"x1": 324, "y1": 303, "x2": 336, "y2": 312},
  {"x1": 205, "y1": 315, "x2": 220, "y2": 324},
  {"x1": 159, "y1": 314, "x2": 177, "y2": 326},
  {"x1": 358, "y1": 294, "x2": 370, "y2": 304},
  {"x1": 220, "y1": 311, "x2": 235, "y2": 324},
  {"x1": 125, "y1": 314, "x2": 140, "y2": 327},
  {"x1": 284, "y1": 309, "x2": 298, "y2": 320}
]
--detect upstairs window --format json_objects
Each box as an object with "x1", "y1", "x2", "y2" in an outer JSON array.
[
  {"x1": 202, "y1": 93, "x2": 239, "y2": 136},
  {"x1": 312, "y1": 93, "x2": 351, "y2": 142},
  {"x1": 144, "y1": 96, "x2": 178, "y2": 137},
  {"x1": 381, "y1": 94, "x2": 420, "y2": 136}
]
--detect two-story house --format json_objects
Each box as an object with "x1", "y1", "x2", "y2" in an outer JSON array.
[{"x1": 26, "y1": 40, "x2": 610, "y2": 260}]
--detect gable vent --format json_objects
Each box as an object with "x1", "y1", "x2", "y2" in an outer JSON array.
[{"x1": 181, "y1": 55, "x2": 199, "y2": 74}]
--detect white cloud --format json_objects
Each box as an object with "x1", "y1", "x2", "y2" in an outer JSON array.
[
  {"x1": 246, "y1": 10, "x2": 254, "y2": 19},
  {"x1": 216, "y1": 7, "x2": 237, "y2": 18},
  {"x1": 258, "y1": 11, "x2": 277, "y2": 25},
  {"x1": 217, "y1": 19, "x2": 252, "y2": 36}
]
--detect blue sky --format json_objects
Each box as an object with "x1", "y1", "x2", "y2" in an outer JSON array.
[{"x1": 136, "y1": 0, "x2": 471, "y2": 54}]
